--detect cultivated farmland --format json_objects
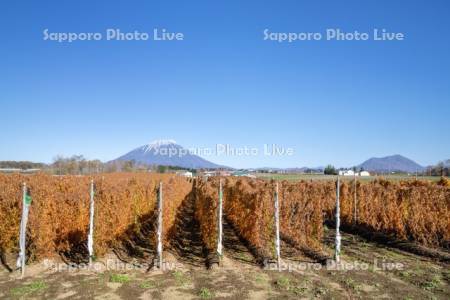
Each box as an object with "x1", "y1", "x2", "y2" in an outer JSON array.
[{"x1": 0, "y1": 173, "x2": 449, "y2": 299}]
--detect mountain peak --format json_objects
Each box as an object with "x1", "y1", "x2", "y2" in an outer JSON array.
[
  {"x1": 114, "y1": 140, "x2": 223, "y2": 169},
  {"x1": 358, "y1": 154, "x2": 424, "y2": 173},
  {"x1": 148, "y1": 139, "x2": 177, "y2": 147},
  {"x1": 141, "y1": 139, "x2": 178, "y2": 153}
]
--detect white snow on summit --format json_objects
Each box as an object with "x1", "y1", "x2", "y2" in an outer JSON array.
[{"x1": 141, "y1": 139, "x2": 178, "y2": 153}]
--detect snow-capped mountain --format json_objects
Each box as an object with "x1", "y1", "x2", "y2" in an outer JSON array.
[{"x1": 113, "y1": 139, "x2": 222, "y2": 169}]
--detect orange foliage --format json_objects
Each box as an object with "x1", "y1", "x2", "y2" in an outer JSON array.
[
  {"x1": 0, "y1": 173, "x2": 191, "y2": 260},
  {"x1": 278, "y1": 180, "x2": 331, "y2": 251},
  {"x1": 161, "y1": 176, "x2": 192, "y2": 248},
  {"x1": 224, "y1": 178, "x2": 276, "y2": 259},
  {"x1": 1, "y1": 173, "x2": 448, "y2": 263},
  {"x1": 193, "y1": 178, "x2": 220, "y2": 251},
  {"x1": 337, "y1": 179, "x2": 450, "y2": 248}
]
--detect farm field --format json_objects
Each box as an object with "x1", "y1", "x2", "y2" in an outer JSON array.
[
  {"x1": 3, "y1": 1, "x2": 449, "y2": 300},
  {"x1": 0, "y1": 173, "x2": 449, "y2": 299},
  {"x1": 0, "y1": 229, "x2": 449, "y2": 299},
  {"x1": 256, "y1": 173, "x2": 444, "y2": 182}
]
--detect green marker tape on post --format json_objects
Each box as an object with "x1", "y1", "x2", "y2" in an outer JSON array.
[{"x1": 25, "y1": 192, "x2": 32, "y2": 205}]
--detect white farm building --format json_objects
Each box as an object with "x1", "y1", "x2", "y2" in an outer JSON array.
[
  {"x1": 338, "y1": 170, "x2": 371, "y2": 177},
  {"x1": 177, "y1": 171, "x2": 193, "y2": 178},
  {"x1": 339, "y1": 170, "x2": 355, "y2": 176}
]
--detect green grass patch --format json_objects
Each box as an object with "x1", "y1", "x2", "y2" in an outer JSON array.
[
  {"x1": 342, "y1": 278, "x2": 361, "y2": 292},
  {"x1": 238, "y1": 252, "x2": 251, "y2": 261},
  {"x1": 420, "y1": 275, "x2": 442, "y2": 291},
  {"x1": 275, "y1": 276, "x2": 309, "y2": 295},
  {"x1": 276, "y1": 276, "x2": 290, "y2": 290},
  {"x1": 139, "y1": 280, "x2": 157, "y2": 289},
  {"x1": 11, "y1": 280, "x2": 47, "y2": 297},
  {"x1": 109, "y1": 273, "x2": 131, "y2": 284},
  {"x1": 399, "y1": 270, "x2": 412, "y2": 278},
  {"x1": 255, "y1": 274, "x2": 265, "y2": 284},
  {"x1": 291, "y1": 285, "x2": 307, "y2": 295},
  {"x1": 173, "y1": 270, "x2": 189, "y2": 286},
  {"x1": 199, "y1": 287, "x2": 214, "y2": 299}
]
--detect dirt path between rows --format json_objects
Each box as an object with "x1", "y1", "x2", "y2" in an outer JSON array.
[
  {"x1": 169, "y1": 192, "x2": 207, "y2": 268},
  {"x1": 1, "y1": 226, "x2": 449, "y2": 299}
]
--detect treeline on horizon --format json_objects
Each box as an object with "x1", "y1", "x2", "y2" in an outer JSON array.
[
  {"x1": 322, "y1": 163, "x2": 449, "y2": 177},
  {"x1": 0, "y1": 155, "x2": 197, "y2": 175},
  {"x1": 425, "y1": 161, "x2": 450, "y2": 177},
  {"x1": 0, "y1": 155, "x2": 449, "y2": 177}
]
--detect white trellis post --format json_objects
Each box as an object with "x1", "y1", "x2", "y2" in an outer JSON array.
[
  {"x1": 353, "y1": 174, "x2": 357, "y2": 224},
  {"x1": 217, "y1": 179, "x2": 223, "y2": 256},
  {"x1": 335, "y1": 176, "x2": 341, "y2": 263},
  {"x1": 88, "y1": 179, "x2": 95, "y2": 265},
  {"x1": 17, "y1": 182, "x2": 31, "y2": 278},
  {"x1": 157, "y1": 181, "x2": 163, "y2": 269},
  {"x1": 274, "y1": 182, "x2": 281, "y2": 271}
]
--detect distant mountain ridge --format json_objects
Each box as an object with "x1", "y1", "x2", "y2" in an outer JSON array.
[
  {"x1": 357, "y1": 154, "x2": 424, "y2": 173},
  {"x1": 113, "y1": 139, "x2": 224, "y2": 169}
]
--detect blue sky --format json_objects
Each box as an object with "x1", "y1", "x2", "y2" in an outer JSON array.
[{"x1": 1, "y1": 0, "x2": 449, "y2": 168}]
